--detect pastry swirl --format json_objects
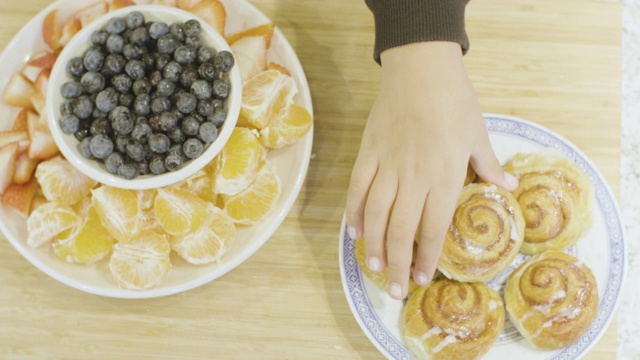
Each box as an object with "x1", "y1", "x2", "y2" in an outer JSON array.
[
  {"x1": 404, "y1": 279, "x2": 504, "y2": 360},
  {"x1": 504, "y1": 152, "x2": 593, "y2": 255},
  {"x1": 437, "y1": 183, "x2": 525, "y2": 282},
  {"x1": 505, "y1": 251, "x2": 598, "y2": 349}
]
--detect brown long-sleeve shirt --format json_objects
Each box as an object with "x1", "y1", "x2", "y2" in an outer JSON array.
[{"x1": 365, "y1": 0, "x2": 470, "y2": 63}]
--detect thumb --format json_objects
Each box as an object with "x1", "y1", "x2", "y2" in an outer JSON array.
[{"x1": 469, "y1": 133, "x2": 518, "y2": 191}]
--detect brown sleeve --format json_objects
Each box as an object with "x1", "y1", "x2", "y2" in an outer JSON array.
[{"x1": 365, "y1": 0, "x2": 470, "y2": 64}]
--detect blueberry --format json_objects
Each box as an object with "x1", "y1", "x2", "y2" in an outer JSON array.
[
  {"x1": 68, "y1": 57, "x2": 86, "y2": 78},
  {"x1": 211, "y1": 98, "x2": 224, "y2": 110},
  {"x1": 83, "y1": 47, "x2": 105, "y2": 72},
  {"x1": 174, "y1": 45, "x2": 196, "y2": 64},
  {"x1": 148, "y1": 115, "x2": 161, "y2": 132},
  {"x1": 182, "y1": 138, "x2": 203, "y2": 159},
  {"x1": 184, "y1": 19, "x2": 201, "y2": 38},
  {"x1": 185, "y1": 36, "x2": 202, "y2": 50},
  {"x1": 81, "y1": 71, "x2": 105, "y2": 94},
  {"x1": 163, "y1": 61, "x2": 181, "y2": 82},
  {"x1": 132, "y1": 78, "x2": 151, "y2": 95},
  {"x1": 155, "y1": 54, "x2": 171, "y2": 71},
  {"x1": 59, "y1": 114, "x2": 80, "y2": 134},
  {"x1": 90, "y1": 118, "x2": 112, "y2": 136},
  {"x1": 151, "y1": 96, "x2": 171, "y2": 114},
  {"x1": 105, "y1": 152, "x2": 124, "y2": 174},
  {"x1": 156, "y1": 79, "x2": 175, "y2": 97},
  {"x1": 182, "y1": 116, "x2": 200, "y2": 136},
  {"x1": 197, "y1": 47, "x2": 215, "y2": 64},
  {"x1": 149, "y1": 22, "x2": 169, "y2": 39},
  {"x1": 61, "y1": 81, "x2": 83, "y2": 98},
  {"x1": 197, "y1": 99, "x2": 215, "y2": 116},
  {"x1": 103, "y1": 54, "x2": 126, "y2": 76},
  {"x1": 148, "y1": 70, "x2": 163, "y2": 87},
  {"x1": 157, "y1": 34, "x2": 179, "y2": 54},
  {"x1": 138, "y1": 161, "x2": 150, "y2": 176},
  {"x1": 119, "y1": 93, "x2": 134, "y2": 107},
  {"x1": 109, "y1": 106, "x2": 130, "y2": 121},
  {"x1": 126, "y1": 140, "x2": 145, "y2": 162},
  {"x1": 169, "y1": 23, "x2": 185, "y2": 42},
  {"x1": 115, "y1": 134, "x2": 128, "y2": 153},
  {"x1": 149, "y1": 155, "x2": 166, "y2": 174},
  {"x1": 125, "y1": 60, "x2": 145, "y2": 80},
  {"x1": 91, "y1": 30, "x2": 109, "y2": 46},
  {"x1": 80, "y1": 137, "x2": 94, "y2": 158},
  {"x1": 130, "y1": 27, "x2": 150, "y2": 46},
  {"x1": 94, "y1": 88, "x2": 117, "y2": 113},
  {"x1": 198, "y1": 122, "x2": 218, "y2": 143},
  {"x1": 122, "y1": 43, "x2": 140, "y2": 60},
  {"x1": 213, "y1": 51, "x2": 234, "y2": 72},
  {"x1": 118, "y1": 162, "x2": 139, "y2": 179},
  {"x1": 75, "y1": 128, "x2": 90, "y2": 142},
  {"x1": 197, "y1": 62, "x2": 217, "y2": 81},
  {"x1": 179, "y1": 67, "x2": 198, "y2": 88},
  {"x1": 72, "y1": 96, "x2": 94, "y2": 119},
  {"x1": 134, "y1": 94, "x2": 151, "y2": 115},
  {"x1": 93, "y1": 109, "x2": 108, "y2": 120},
  {"x1": 125, "y1": 11, "x2": 145, "y2": 29},
  {"x1": 191, "y1": 80, "x2": 212, "y2": 100},
  {"x1": 112, "y1": 110, "x2": 134, "y2": 135},
  {"x1": 112, "y1": 74, "x2": 132, "y2": 93},
  {"x1": 159, "y1": 112, "x2": 178, "y2": 132},
  {"x1": 148, "y1": 133, "x2": 171, "y2": 153},
  {"x1": 176, "y1": 93, "x2": 197, "y2": 114},
  {"x1": 168, "y1": 128, "x2": 185, "y2": 144},
  {"x1": 164, "y1": 153, "x2": 183, "y2": 172},
  {"x1": 212, "y1": 79, "x2": 229, "y2": 99},
  {"x1": 106, "y1": 17, "x2": 126, "y2": 34},
  {"x1": 207, "y1": 108, "x2": 226, "y2": 127},
  {"x1": 89, "y1": 134, "x2": 113, "y2": 159},
  {"x1": 131, "y1": 121, "x2": 152, "y2": 143},
  {"x1": 106, "y1": 34, "x2": 125, "y2": 53},
  {"x1": 168, "y1": 144, "x2": 184, "y2": 158}
]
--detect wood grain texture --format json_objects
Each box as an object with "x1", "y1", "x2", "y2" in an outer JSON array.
[{"x1": 0, "y1": 0, "x2": 620, "y2": 359}]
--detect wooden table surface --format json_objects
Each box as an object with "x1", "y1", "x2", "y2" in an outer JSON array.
[{"x1": 0, "y1": 0, "x2": 621, "y2": 359}]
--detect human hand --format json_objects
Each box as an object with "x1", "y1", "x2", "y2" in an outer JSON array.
[{"x1": 346, "y1": 41, "x2": 518, "y2": 300}]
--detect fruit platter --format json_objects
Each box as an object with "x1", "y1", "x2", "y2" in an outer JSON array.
[{"x1": 0, "y1": 0, "x2": 313, "y2": 298}]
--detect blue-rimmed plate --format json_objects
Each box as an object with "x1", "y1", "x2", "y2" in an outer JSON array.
[{"x1": 339, "y1": 114, "x2": 626, "y2": 360}]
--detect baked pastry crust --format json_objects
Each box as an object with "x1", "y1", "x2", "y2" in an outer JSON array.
[
  {"x1": 403, "y1": 279, "x2": 504, "y2": 360},
  {"x1": 504, "y1": 152, "x2": 593, "y2": 255},
  {"x1": 504, "y1": 250, "x2": 599, "y2": 350},
  {"x1": 437, "y1": 183, "x2": 525, "y2": 282}
]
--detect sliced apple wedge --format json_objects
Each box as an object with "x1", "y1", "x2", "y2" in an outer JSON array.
[
  {"x1": 2, "y1": 177, "x2": 39, "y2": 217},
  {"x1": 12, "y1": 108, "x2": 34, "y2": 132},
  {"x1": 42, "y1": 9, "x2": 62, "y2": 51},
  {"x1": 13, "y1": 152, "x2": 40, "y2": 185},
  {"x1": 59, "y1": 16, "x2": 82, "y2": 47},
  {"x1": 109, "y1": 0, "x2": 136, "y2": 11},
  {"x1": 27, "y1": 51, "x2": 58, "y2": 70},
  {"x1": 76, "y1": 2, "x2": 108, "y2": 28},
  {"x1": 0, "y1": 131, "x2": 30, "y2": 153},
  {"x1": 33, "y1": 69, "x2": 51, "y2": 97},
  {"x1": 27, "y1": 113, "x2": 58, "y2": 160},
  {"x1": 0, "y1": 143, "x2": 19, "y2": 195},
  {"x1": 177, "y1": 0, "x2": 201, "y2": 9},
  {"x1": 231, "y1": 35, "x2": 267, "y2": 82},
  {"x1": 30, "y1": 94, "x2": 47, "y2": 116},
  {"x1": 3, "y1": 73, "x2": 36, "y2": 108},
  {"x1": 188, "y1": 0, "x2": 226, "y2": 34},
  {"x1": 226, "y1": 23, "x2": 274, "y2": 47}
]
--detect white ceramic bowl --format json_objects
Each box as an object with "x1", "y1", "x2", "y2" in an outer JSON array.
[{"x1": 46, "y1": 5, "x2": 241, "y2": 190}]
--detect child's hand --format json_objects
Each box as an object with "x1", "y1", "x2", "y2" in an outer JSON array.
[{"x1": 346, "y1": 41, "x2": 518, "y2": 300}]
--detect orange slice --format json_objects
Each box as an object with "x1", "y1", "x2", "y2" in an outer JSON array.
[
  {"x1": 222, "y1": 163, "x2": 281, "y2": 225},
  {"x1": 26, "y1": 201, "x2": 79, "y2": 248},
  {"x1": 109, "y1": 230, "x2": 171, "y2": 290},
  {"x1": 53, "y1": 205, "x2": 115, "y2": 264},
  {"x1": 214, "y1": 127, "x2": 266, "y2": 196},
  {"x1": 91, "y1": 186, "x2": 143, "y2": 242},
  {"x1": 240, "y1": 69, "x2": 297, "y2": 129},
  {"x1": 154, "y1": 188, "x2": 209, "y2": 235},
  {"x1": 259, "y1": 103, "x2": 313, "y2": 149},
  {"x1": 35, "y1": 157, "x2": 96, "y2": 206}
]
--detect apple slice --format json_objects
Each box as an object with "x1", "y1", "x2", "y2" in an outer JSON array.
[
  {"x1": 3, "y1": 73, "x2": 36, "y2": 108},
  {"x1": 13, "y1": 152, "x2": 40, "y2": 185},
  {"x1": 59, "y1": 16, "x2": 82, "y2": 47},
  {"x1": 21, "y1": 65, "x2": 41, "y2": 84},
  {"x1": 188, "y1": 0, "x2": 226, "y2": 34},
  {"x1": 27, "y1": 113, "x2": 58, "y2": 160},
  {"x1": 230, "y1": 35, "x2": 267, "y2": 82},
  {"x1": 109, "y1": 0, "x2": 136, "y2": 11},
  {"x1": 34, "y1": 69, "x2": 51, "y2": 97},
  {"x1": 176, "y1": 0, "x2": 200, "y2": 9},
  {"x1": 152, "y1": 0, "x2": 177, "y2": 6},
  {"x1": 267, "y1": 62, "x2": 291, "y2": 77},
  {"x1": 0, "y1": 131, "x2": 29, "y2": 153},
  {"x1": 75, "y1": 2, "x2": 108, "y2": 28},
  {"x1": 30, "y1": 94, "x2": 46, "y2": 116},
  {"x1": 2, "y1": 177, "x2": 39, "y2": 217},
  {"x1": 226, "y1": 23, "x2": 274, "y2": 47},
  {"x1": 42, "y1": 9, "x2": 62, "y2": 51},
  {"x1": 27, "y1": 51, "x2": 59, "y2": 70},
  {"x1": 0, "y1": 143, "x2": 19, "y2": 195},
  {"x1": 12, "y1": 108, "x2": 34, "y2": 132}
]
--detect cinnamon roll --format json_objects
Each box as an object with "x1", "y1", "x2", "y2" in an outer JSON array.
[
  {"x1": 404, "y1": 279, "x2": 504, "y2": 360},
  {"x1": 437, "y1": 183, "x2": 525, "y2": 282},
  {"x1": 505, "y1": 251, "x2": 599, "y2": 349},
  {"x1": 504, "y1": 152, "x2": 593, "y2": 255}
]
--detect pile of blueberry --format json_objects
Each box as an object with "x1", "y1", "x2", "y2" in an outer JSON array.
[{"x1": 58, "y1": 11, "x2": 235, "y2": 180}]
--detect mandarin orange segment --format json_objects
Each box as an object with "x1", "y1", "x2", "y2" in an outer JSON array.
[
  {"x1": 259, "y1": 103, "x2": 313, "y2": 149},
  {"x1": 222, "y1": 163, "x2": 281, "y2": 225},
  {"x1": 154, "y1": 188, "x2": 209, "y2": 235},
  {"x1": 109, "y1": 230, "x2": 171, "y2": 290},
  {"x1": 91, "y1": 186, "x2": 143, "y2": 242},
  {"x1": 240, "y1": 69, "x2": 297, "y2": 129},
  {"x1": 26, "y1": 201, "x2": 79, "y2": 248},
  {"x1": 214, "y1": 127, "x2": 266, "y2": 196},
  {"x1": 35, "y1": 157, "x2": 97, "y2": 206},
  {"x1": 53, "y1": 205, "x2": 115, "y2": 264},
  {"x1": 170, "y1": 203, "x2": 236, "y2": 264}
]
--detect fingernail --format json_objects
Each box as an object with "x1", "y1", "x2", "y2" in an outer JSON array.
[
  {"x1": 504, "y1": 172, "x2": 518, "y2": 189},
  {"x1": 388, "y1": 282, "x2": 402, "y2": 300},
  {"x1": 347, "y1": 226, "x2": 358, "y2": 239},
  {"x1": 367, "y1": 256, "x2": 382, "y2": 272},
  {"x1": 414, "y1": 272, "x2": 429, "y2": 285}
]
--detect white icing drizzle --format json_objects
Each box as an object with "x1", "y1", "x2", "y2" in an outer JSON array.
[
  {"x1": 420, "y1": 326, "x2": 443, "y2": 341},
  {"x1": 488, "y1": 300, "x2": 500, "y2": 311},
  {"x1": 432, "y1": 335, "x2": 458, "y2": 353},
  {"x1": 551, "y1": 290, "x2": 566, "y2": 301}
]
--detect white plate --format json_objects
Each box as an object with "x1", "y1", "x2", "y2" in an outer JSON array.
[
  {"x1": 0, "y1": 0, "x2": 313, "y2": 298},
  {"x1": 339, "y1": 114, "x2": 626, "y2": 360}
]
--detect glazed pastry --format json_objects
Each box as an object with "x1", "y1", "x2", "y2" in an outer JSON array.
[
  {"x1": 504, "y1": 152, "x2": 593, "y2": 255},
  {"x1": 437, "y1": 183, "x2": 525, "y2": 282},
  {"x1": 505, "y1": 251, "x2": 599, "y2": 350},
  {"x1": 404, "y1": 279, "x2": 504, "y2": 360}
]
